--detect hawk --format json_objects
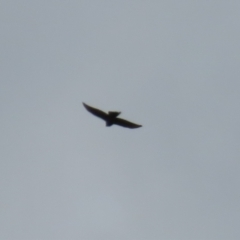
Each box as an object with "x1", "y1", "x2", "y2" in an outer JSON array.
[{"x1": 83, "y1": 102, "x2": 142, "y2": 129}]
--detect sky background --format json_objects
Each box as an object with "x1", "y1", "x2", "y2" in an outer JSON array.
[{"x1": 1, "y1": 1, "x2": 240, "y2": 239}]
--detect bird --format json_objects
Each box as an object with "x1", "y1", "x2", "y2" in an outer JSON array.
[{"x1": 83, "y1": 102, "x2": 142, "y2": 129}]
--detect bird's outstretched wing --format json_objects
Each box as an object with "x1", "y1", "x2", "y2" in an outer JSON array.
[
  {"x1": 82, "y1": 102, "x2": 108, "y2": 120},
  {"x1": 114, "y1": 118, "x2": 142, "y2": 129}
]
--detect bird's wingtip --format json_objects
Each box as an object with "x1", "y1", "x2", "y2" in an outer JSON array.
[{"x1": 82, "y1": 102, "x2": 88, "y2": 109}]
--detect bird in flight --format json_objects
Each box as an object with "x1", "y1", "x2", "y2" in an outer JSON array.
[{"x1": 83, "y1": 102, "x2": 142, "y2": 129}]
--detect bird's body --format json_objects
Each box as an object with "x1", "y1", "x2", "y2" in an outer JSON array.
[{"x1": 83, "y1": 102, "x2": 142, "y2": 129}]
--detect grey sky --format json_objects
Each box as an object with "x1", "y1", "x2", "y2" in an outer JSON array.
[{"x1": 1, "y1": 1, "x2": 240, "y2": 239}]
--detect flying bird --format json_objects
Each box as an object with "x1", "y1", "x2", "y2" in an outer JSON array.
[{"x1": 83, "y1": 102, "x2": 142, "y2": 129}]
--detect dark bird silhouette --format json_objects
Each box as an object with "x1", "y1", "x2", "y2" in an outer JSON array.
[{"x1": 83, "y1": 102, "x2": 142, "y2": 129}]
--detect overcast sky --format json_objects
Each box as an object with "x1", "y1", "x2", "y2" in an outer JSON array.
[{"x1": 1, "y1": 1, "x2": 240, "y2": 239}]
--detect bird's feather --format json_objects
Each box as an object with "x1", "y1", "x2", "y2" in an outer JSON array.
[
  {"x1": 114, "y1": 118, "x2": 142, "y2": 129},
  {"x1": 82, "y1": 102, "x2": 108, "y2": 120}
]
